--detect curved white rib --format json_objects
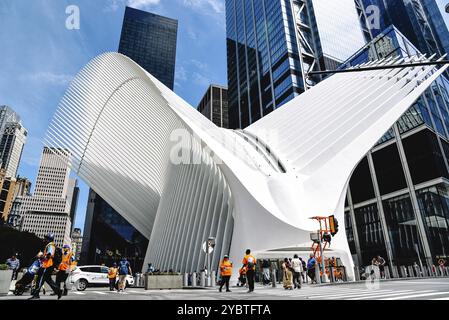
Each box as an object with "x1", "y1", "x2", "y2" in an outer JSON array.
[{"x1": 45, "y1": 52, "x2": 448, "y2": 279}]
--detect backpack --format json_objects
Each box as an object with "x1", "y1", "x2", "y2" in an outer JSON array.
[
  {"x1": 246, "y1": 256, "x2": 255, "y2": 270},
  {"x1": 119, "y1": 260, "x2": 129, "y2": 274},
  {"x1": 53, "y1": 247, "x2": 63, "y2": 269}
]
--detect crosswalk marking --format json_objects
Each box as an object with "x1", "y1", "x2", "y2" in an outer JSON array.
[
  {"x1": 382, "y1": 291, "x2": 449, "y2": 300},
  {"x1": 307, "y1": 290, "x2": 398, "y2": 299},
  {"x1": 431, "y1": 297, "x2": 449, "y2": 300},
  {"x1": 72, "y1": 292, "x2": 85, "y2": 295},
  {"x1": 346, "y1": 290, "x2": 421, "y2": 300},
  {"x1": 92, "y1": 291, "x2": 107, "y2": 295}
]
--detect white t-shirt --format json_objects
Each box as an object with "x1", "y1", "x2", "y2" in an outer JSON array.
[{"x1": 291, "y1": 258, "x2": 302, "y2": 273}]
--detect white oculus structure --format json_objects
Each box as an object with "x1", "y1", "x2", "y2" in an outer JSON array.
[{"x1": 45, "y1": 52, "x2": 448, "y2": 281}]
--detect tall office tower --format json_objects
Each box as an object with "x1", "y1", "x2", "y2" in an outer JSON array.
[
  {"x1": 118, "y1": 6, "x2": 178, "y2": 90},
  {"x1": 197, "y1": 84, "x2": 229, "y2": 128},
  {"x1": 71, "y1": 228, "x2": 83, "y2": 261},
  {"x1": 225, "y1": 0, "x2": 365, "y2": 129},
  {"x1": 81, "y1": 189, "x2": 149, "y2": 270},
  {"x1": 5, "y1": 177, "x2": 31, "y2": 228},
  {"x1": 0, "y1": 106, "x2": 20, "y2": 134},
  {"x1": 67, "y1": 179, "x2": 79, "y2": 232},
  {"x1": 82, "y1": 7, "x2": 177, "y2": 270},
  {"x1": 19, "y1": 148, "x2": 78, "y2": 246},
  {"x1": 0, "y1": 122, "x2": 27, "y2": 178},
  {"x1": 341, "y1": 26, "x2": 449, "y2": 271},
  {"x1": 355, "y1": 0, "x2": 449, "y2": 59}
]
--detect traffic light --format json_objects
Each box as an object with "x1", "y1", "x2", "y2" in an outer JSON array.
[{"x1": 329, "y1": 215, "x2": 339, "y2": 236}]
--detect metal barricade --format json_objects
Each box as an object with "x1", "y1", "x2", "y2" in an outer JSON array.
[
  {"x1": 271, "y1": 270, "x2": 277, "y2": 288},
  {"x1": 200, "y1": 271, "x2": 206, "y2": 287},
  {"x1": 183, "y1": 273, "x2": 189, "y2": 287},
  {"x1": 191, "y1": 272, "x2": 197, "y2": 288}
]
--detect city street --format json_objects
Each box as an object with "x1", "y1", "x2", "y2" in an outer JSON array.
[{"x1": 3, "y1": 278, "x2": 449, "y2": 300}]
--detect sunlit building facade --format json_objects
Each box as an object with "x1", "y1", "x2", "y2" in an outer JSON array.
[
  {"x1": 342, "y1": 26, "x2": 449, "y2": 271},
  {"x1": 225, "y1": 0, "x2": 365, "y2": 129}
]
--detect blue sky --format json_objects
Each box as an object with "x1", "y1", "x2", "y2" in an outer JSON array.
[{"x1": 0, "y1": 0, "x2": 227, "y2": 232}]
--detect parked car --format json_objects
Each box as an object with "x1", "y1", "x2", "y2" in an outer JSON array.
[{"x1": 69, "y1": 265, "x2": 134, "y2": 291}]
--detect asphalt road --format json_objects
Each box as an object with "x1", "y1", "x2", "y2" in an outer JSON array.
[{"x1": 3, "y1": 278, "x2": 449, "y2": 300}]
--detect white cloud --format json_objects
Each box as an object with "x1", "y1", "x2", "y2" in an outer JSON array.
[
  {"x1": 127, "y1": 0, "x2": 161, "y2": 9},
  {"x1": 183, "y1": 0, "x2": 224, "y2": 14},
  {"x1": 175, "y1": 65, "x2": 188, "y2": 81},
  {"x1": 190, "y1": 59, "x2": 208, "y2": 71},
  {"x1": 20, "y1": 72, "x2": 73, "y2": 86},
  {"x1": 192, "y1": 72, "x2": 210, "y2": 87},
  {"x1": 105, "y1": 0, "x2": 160, "y2": 12}
]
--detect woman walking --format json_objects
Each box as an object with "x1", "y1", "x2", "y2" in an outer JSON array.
[{"x1": 282, "y1": 258, "x2": 293, "y2": 290}]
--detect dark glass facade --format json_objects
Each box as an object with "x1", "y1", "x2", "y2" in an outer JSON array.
[
  {"x1": 226, "y1": 0, "x2": 365, "y2": 129},
  {"x1": 197, "y1": 85, "x2": 229, "y2": 128},
  {"x1": 226, "y1": 0, "x2": 307, "y2": 129},
  {"x1": 356, "y1": 0, "x2": 449, "y2": 61},
  {"x1": 344, "y1": 26, "x2": 449, "y2": 268},
  {"x1": 81, "y1": 190, "x2": 149, "y2": 271},
  {"x1": 118, "y1": 6, "x2": 178, "y2": 90}
]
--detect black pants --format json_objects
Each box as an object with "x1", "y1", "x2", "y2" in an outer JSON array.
[
  {"x1": 56, "y1": 271, "x2": 69, "y2": 294},
  {"x1": 11, "y1": 269, "x2": 19, "y2": 280},
  {"x1": 33, "y1": 267, "x2": 59, "y2": 297},
  {"x1": 109, "y1": 278, "x2": 116, "y2": 291},
  {"x1": 246, "y1": 269, "x2": 255, "y2": 292},
  {"x1": 219, "y1": 276, "x2": 230, "y2": 291},
  {"x1": 293, "y1": 271, "x2": 302, "y2": 288},
  {"x1": 307, "y1": 269, "x2": 316, "y2": 283}
]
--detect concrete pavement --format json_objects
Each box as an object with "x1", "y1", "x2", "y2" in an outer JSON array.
[{"x1": 2, "y1": 278, "x2": 449, "y2": 300}]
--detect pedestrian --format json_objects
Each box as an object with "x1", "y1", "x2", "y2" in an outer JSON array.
[
  {"x1": 54, "y1": 244, "x2": 74, "y2": 297},
  {"x1": 299, "y1": 257, "x2": 306, "y2": 282},
  {"x1": 219, "y1": 255, "x2": 232, "y2": 293},
  {"x1": 375, "y1": 255, "x2": 386, "y2": 279},
  {"x1": 242, "y1": 249, "x2": 256, "y2": 293},
  {"x1": 117, "y1": 257, "x2": 132, "y2": 293},
  {"x1": 307, "y1": 254, "x2": 317, "y2": 284},
  {"x1": 30, "y1": 233, "x2": 62, "y2": 300},
  {"x1": 237, "y1": 266, "x2": 247, "y2": 287},
  {"x1": 291, "y1": 254, "x2": 302, "y2": 289},
  {"x1": 146, "y1": 263, "x2": 155, "y2": 274},
  {"x1": 108, "y1": 263, "x2": 118, "y2": 291},
  {"x1": 262, "y1": 259, "x2": 271, "y2": 285},
  {"x1": 6, "y1": 253, "x2": 20, "y2": 280},
  {"x1": 282, "y1": 258, "x2": 293, "y2": 290},
  {"x1": 14, "y1": 252, "x2": 43, "y2": 296}
]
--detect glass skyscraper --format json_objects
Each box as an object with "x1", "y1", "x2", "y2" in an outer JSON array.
[
  {"x1": 342, "y1": 26, "x2": 449, "y2": 271},
  {"x1": 225, "y1": 0, "x2": 364, "y2": 129},
  {"x1": 118, "y1": 6, "x2": 178, "y2": 90},
  {"x1": 355, "y1": 0, "x2": 449, "y2": 60},
  {"x1": 82, "y1": 7, "x2": 178, "y2": 271}
]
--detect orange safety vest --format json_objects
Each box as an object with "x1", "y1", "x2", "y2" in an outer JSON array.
[
  {"x1": 220, "y1": 260, "x2": 233, "y2": 277},
  {"x1": 108, "y1": 267, "x2": 117, "y2": 279},
  {"x1": 242, "y1": 255, "x2": 257, "y2": 271},
  {"x1": 42, "y1": 242, "x2": 55, "y2": 269},
  {"x1": 59, "y1": 250, "x2": 73, "y2": 271}
]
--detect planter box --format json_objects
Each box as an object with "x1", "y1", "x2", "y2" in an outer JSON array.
[
  {"x1": 145, "y1": 275, "x2": 183, "y2": 290},
  {"x1": 0, "y1": 270, "x2": 13, "y2": 295}
]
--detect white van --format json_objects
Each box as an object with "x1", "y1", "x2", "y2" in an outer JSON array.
[{"x1": 69, "y1": 265, "x2": 134, "y2": 291}]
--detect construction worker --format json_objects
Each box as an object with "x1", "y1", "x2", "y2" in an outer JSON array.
[
  {"x1": 30, "y1": 233, "x2": 61, "y2": 300},
  {"x1": 219, "y1": 255, "x2": 232, "y2": 293},
  {"x1": 54, "y1": 244, "x2": 74, "y2": 296},
  {"x1": 242, "y1": 249, "x2": 256, "y2": 293},
  {"x1": 108, "y1": 263, "x2": 118, "y2": 291},
  {"x1": 238, "y1": 266, "x2": 247, "y2": 287}
]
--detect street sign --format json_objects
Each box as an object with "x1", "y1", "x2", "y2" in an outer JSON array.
[{"x1": 202, "y1": 241, "x2": 214, "y2": 254}]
